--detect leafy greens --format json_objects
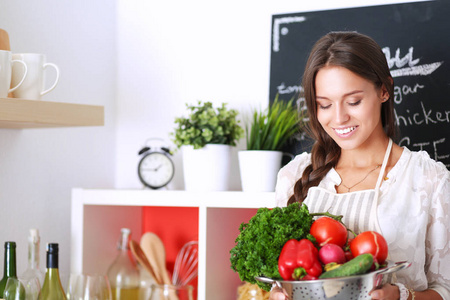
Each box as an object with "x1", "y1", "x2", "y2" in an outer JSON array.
[{"x1": 230, "y1": 202, "x2": 314, "y2": 291}]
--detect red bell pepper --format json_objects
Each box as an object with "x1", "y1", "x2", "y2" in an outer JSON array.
[{"x1": 278, "y1": 239, "x2": 322, "y2": 280}]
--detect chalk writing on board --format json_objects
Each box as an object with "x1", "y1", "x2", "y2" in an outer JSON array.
[
  {"x1": 277, "y1": 83, "x2": 302, "y2": 95},
  {"x1": 399, "y1": 137, "x2": 449, "y2": 166},
  {"x1": 395, "y1": 101, "x2": 450, "y2": 126},
  {"x1": 275, "y1": 47, "x2": 442, "y2": 93},
  {"x1": 393, "y1": 84, "x2": 424, "y2": 104},
  {"x1": 272, "y1": 16, "x2": 306, "y2": 52},
  {"x1": 383, "y1": 47, "x2": 419, "y2": 68},
  {"x1": 390, "y1": 47, "x2": 449, "y2": 167}
]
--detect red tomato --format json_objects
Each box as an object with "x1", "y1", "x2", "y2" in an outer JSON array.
[
  {"x1": 350, "y1": 231, "x2": 388, "y2": 264},
  {"x1": 310, "y1": 217, "x2": 348, "y2": 248}
]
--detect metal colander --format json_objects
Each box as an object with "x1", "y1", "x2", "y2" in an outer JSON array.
[{"x1": 256, "y1": 261, "x2": 411, "y2": 300}]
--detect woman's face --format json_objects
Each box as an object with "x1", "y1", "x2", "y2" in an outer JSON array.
[{"x1": 314, "y1": 65, "x2": 388, "y2": 150}]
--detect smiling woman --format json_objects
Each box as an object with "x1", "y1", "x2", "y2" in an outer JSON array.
[
  {"x1": 314, "y1": 65, "x2": 389, "y2": 151},
  {"x1": 271, "y1": 32, "x2": 450, "y2": 300}
]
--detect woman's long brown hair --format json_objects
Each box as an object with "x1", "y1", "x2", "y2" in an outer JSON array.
[{"x1": 288, "y1": 31, "x2": 396, "y2": 205}]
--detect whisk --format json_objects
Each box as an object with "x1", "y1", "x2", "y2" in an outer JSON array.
[{"x1": 172, "y1": 241, "x2": 198, "y2": 286}]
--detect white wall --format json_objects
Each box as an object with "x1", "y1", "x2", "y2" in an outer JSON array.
[
  {"x1": 115, "y1": 0, "x2": 428, "y2": 191},
  {"x1": 0, "y1": 1, "x2": 116, "y2": 278}
]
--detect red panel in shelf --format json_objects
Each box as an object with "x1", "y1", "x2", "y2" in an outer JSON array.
[{"x1": 141, "y1": 206, "x2": 199, "y2": 296}]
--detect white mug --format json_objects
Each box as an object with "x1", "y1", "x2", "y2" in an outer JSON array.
[
  {"x1": 0, "y1": 50, "x2": 27, "y2": 98},
  {"x1": 11, "y1": 53, "x2": 59, "y2": 100}
]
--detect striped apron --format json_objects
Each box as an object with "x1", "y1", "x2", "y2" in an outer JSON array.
[{"x1": 304, "y1": 139, "x2": 393, "y2": 235}]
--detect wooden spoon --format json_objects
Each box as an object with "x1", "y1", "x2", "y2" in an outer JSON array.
[
  {"x1": 141, "y1": 232, "x2": 179, "y2": 300},
  {"x1": 129, "y1": 240, "x2": 162, "y2": 285},
  {"x1": 140, "y1": 232, "x2": 172, "y2": 285},
  {"x1": 139, "y1": 233, "x2": 163, "y2": 284}
]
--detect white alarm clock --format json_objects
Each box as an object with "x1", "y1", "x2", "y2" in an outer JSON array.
[{"x1": 137, "y1": 139, "x2": 175, "y2": 189}]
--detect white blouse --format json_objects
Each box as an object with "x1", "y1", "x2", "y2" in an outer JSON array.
[{"x1": 275, "y1": 147, "x2": 450, "y2": 299}]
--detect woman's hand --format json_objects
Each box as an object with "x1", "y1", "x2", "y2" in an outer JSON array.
[
  {"x1": 269, "y1": 285, "x2": 289, "y2": 300},
  {"x1": 369, "y1": 284, "x2": 400, "y2": 299}
]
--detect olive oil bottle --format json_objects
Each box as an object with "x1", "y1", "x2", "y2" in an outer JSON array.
[{"x1": 107, "y1": 228, "x2": 140, "y2": 300}]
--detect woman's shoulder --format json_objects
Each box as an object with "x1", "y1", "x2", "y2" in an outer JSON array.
[
  {"x1": 280, "y1": 152, "x2": 312, "y2": 176},
  {"x1": 404, "y1": 147, "x2": 449, "y2": 177},
  {"x1": 275, "y1": 152, "x2": 311, "y2": 207},
  {"x1": 394, "y1": 147, "x2": 450, "y2": 195}
]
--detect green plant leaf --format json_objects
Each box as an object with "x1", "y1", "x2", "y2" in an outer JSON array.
[
  {"x1": 170, "y1": 101, "x2": 244, "y2": 149},
  {"x1": 244, "y1": 95, "x2": 303, "y2": 151}
]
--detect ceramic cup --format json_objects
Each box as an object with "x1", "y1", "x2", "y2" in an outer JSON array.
[
  {"x1": 0, "y1": 50, "x2": 27, "y2": 98},
  {"x1": 11, "y1": 53, "x2": 59, "y2": 100}
]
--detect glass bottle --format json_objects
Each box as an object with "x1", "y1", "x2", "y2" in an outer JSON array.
[
  {"x1": 20, "y1": 229, "x2": 45, "y2": 286},
  {"x1": 107, "y1": 228, "x2": 140, "y2": 300},
  {"x1": 38, "y1": 243, "x2": 67, "y2": 300},
  {"x1": 0, "y1": 242, "x2": 17, "y2": 299}
]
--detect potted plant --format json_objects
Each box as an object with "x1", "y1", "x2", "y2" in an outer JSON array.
[
  {"x1": 171, "y1": 101, "x2": 244, "y2": 191},
  {"x1": 239, "y1": 95, "x2": 302, "y2": 192}
]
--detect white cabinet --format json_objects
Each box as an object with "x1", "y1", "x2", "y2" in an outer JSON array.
[{"x1": 70, "y1": 189, "x2": 276, "y2": 300}]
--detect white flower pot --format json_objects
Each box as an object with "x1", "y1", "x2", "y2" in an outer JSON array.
[
  {"x1": 238, "y1": 150, "x2": 283, "y2": 192},
  {"x1": 182, "y1": 144, "x2": 232, "y2": 191}
]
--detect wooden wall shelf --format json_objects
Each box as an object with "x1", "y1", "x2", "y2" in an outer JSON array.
[{"x1": 0, "y1": 98, "x2": 104, "y2": 128}]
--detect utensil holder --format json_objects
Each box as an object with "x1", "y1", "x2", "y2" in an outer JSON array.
[{"x1": 149, "y1": 284, "x2": 193, "y2": 300}]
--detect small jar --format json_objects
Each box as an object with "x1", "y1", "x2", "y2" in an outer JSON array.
[
  {"x1": 236, "y1": 282, "x2": 269, "y2": 300},
  {"x1": 149, "y1": 284, "x2": 194, "y2": 300}
]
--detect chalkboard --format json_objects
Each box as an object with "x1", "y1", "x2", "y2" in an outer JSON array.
[{"x1": 270, "y1": 0, "x2": 450, "y2": 169}]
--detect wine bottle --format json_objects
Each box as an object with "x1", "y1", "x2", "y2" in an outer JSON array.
[
  {"x1": 38, "y1": 243, "x2": 67, "y2": 300},
  {"x1": 107, "y1": 228, "x2": 140, "y2": 300},
  {"x1": 20, "y1": 229, "x2": 45, "y2": 286},
  {"x1": 0, "y1": 242, "x2": 17, "y2": 299}
]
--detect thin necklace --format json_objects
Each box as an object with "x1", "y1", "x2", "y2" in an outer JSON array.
[{"x1": 340, "y1": 164, "x2": 381, "y2": 192}]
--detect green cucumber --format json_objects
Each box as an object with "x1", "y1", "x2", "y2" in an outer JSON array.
[{"x1": 319, "y1": 253, "x2": 374, "y2": 279}]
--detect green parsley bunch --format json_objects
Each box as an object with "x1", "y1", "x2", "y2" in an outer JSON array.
[{"x1": 230, "y1": 202, "x2": 314, "y2": 291}]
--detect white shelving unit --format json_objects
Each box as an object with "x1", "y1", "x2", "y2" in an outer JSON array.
[{"x1": 71, "y1": 189, "x2": 276, "y2": 300}]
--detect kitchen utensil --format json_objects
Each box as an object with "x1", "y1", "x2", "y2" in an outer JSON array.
[
  {"x1": 140, "y1": 232, "x2": 172, "y2": 285},
  {"x1": 140, "y1": 232, "x2": 179, "y2": 300},
  {"x1": 0, "y1": 29, "x2": 10, "y2": 51},
  {"x1": 172, "y1": 241, "x2": 198, "y2": 286},
  {"x1": 256, "y1": 260, "x2": 411, "y2": 300},
  {"x1": 129, "y1": 240, "x2": 161, "y2": 285},
  {"x1": 139, "y1": 235, "x2": 163, "y2": 284}
]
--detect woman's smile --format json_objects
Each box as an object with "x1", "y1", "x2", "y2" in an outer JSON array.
[{"x1": 333, "y1": 125, "x2": 358, "y2": 137}]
